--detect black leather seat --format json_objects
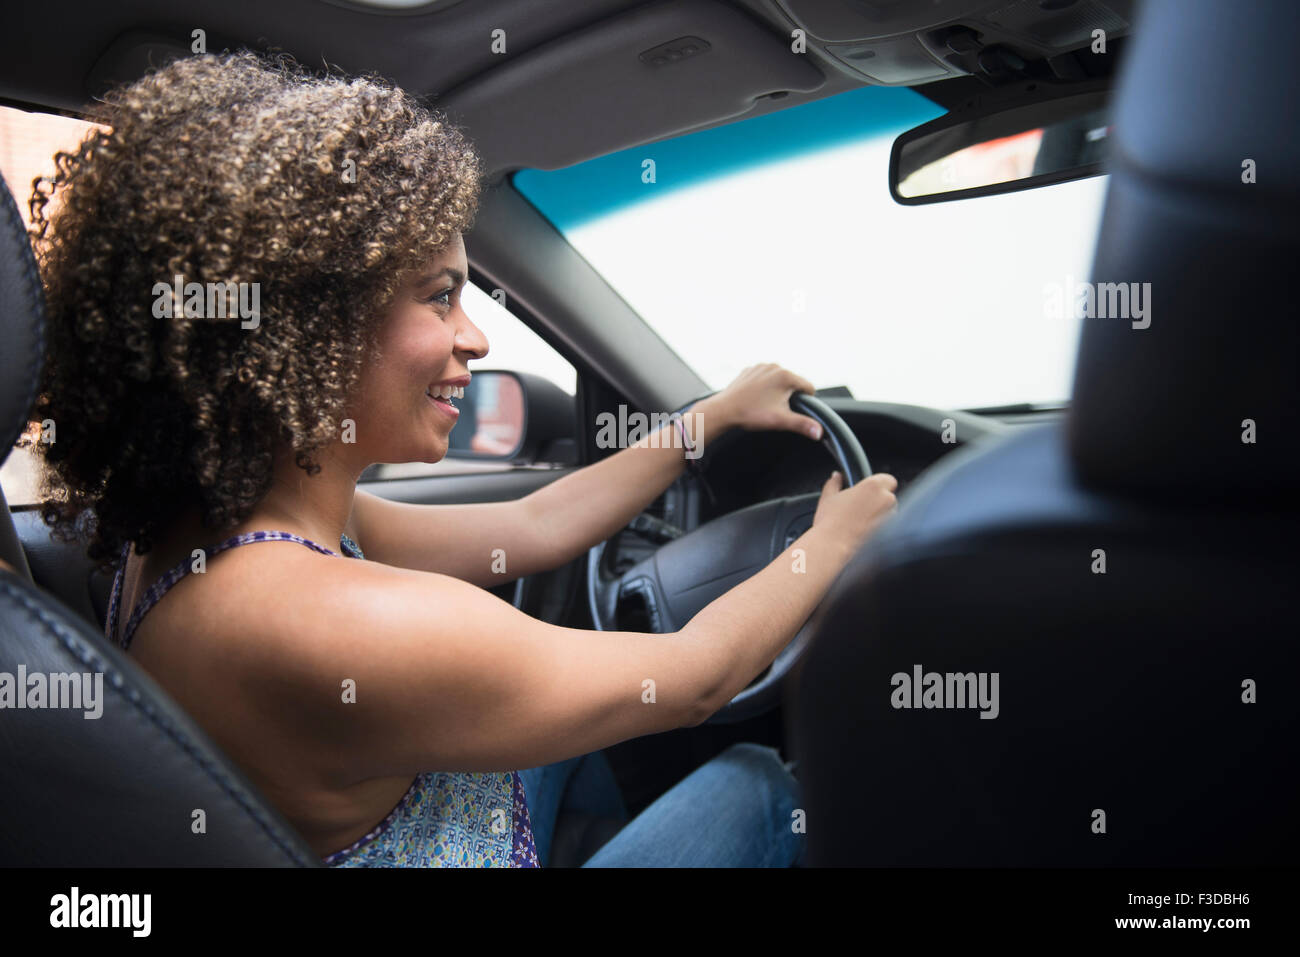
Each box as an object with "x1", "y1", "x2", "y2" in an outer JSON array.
[
  {"x1": 9, "y1": 506, "x2": 114, "y2": 631},
  {"x1": 791, "y1": 0, "x2": 1299, "y2": 866}
]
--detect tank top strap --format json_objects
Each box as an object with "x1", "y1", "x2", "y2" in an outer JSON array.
[
  {"x1": 339, "y1": 531, "x2": 364, "y2": 560},
  {"x1": 104, "y1": 541, "x2": 132, "y2": 648},
  {"x1": 107, "y1": 530, "x2": 355, "y2": 652}
]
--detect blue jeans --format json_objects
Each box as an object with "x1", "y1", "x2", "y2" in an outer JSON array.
[{"x1": 517, "y1": 743, "x2": 805, "y2": 867}]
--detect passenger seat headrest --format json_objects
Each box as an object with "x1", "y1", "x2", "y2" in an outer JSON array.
[{"x1": 1067, "y1": 0, "x2": 1300, "y2": 502}]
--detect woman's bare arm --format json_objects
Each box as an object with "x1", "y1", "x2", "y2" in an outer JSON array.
[
  {"x1": 347, "y1": 367, "x2": 827, "y2": 587},
  {"x1": 346, "y1": 393, "x2": 736, "y2": 587},
  {"x1": 231, "y1": 470, "x2": 896, "y2": 786}
]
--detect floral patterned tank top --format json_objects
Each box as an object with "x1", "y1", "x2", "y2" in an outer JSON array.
[{"x1": 105, "y1": 529, "x2": 540, "y2": 867}]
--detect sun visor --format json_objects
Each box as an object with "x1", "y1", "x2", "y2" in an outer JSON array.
[{"x1": 436, "y1": 0, "x2": 825, "y2": 176}]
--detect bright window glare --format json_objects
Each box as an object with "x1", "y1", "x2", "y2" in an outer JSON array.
[
  {"x1": 518, "y1": 104, "x2": 1110, "y2": 410},
  {"x1": 462, "y1": 281, "x2": 576, "y2": 395}
]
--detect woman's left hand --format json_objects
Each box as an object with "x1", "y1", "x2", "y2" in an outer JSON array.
[{"x1": 706, "y1": 363, "x2": 823, "y2": 441}]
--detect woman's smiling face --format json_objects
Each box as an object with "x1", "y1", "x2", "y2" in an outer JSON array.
[{"x1": 349, "y1": 232, "x2": 489, "y2": 466}]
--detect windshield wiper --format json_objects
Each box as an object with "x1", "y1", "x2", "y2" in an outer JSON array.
[{"x1": 962, "y1": 401, "x2": 1068, "y2": 415}]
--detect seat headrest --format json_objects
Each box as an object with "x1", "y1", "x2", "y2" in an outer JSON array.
[
  {"x1": 1067, "y1": 0, "x2": 1300, "y2": 502},
  {"x1": 0, "y1": 177, "x2": 46, "y2": 470}
]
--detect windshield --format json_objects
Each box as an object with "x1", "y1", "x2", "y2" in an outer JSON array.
[{"x1": 513, "y1": 85, "x2": 1108, "y2": 411}]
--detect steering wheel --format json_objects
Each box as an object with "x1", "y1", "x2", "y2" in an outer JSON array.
[{"x1": 586, "y1": 391, "x2": 872, "y2": 723}]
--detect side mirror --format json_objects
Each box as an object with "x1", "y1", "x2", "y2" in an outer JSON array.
[
  {"x1": 890, "y1": 85, "x2": 1112, "y2": 205},
  {"x1": 444, "y1": 370, "x2": 578, "y2": 465}
]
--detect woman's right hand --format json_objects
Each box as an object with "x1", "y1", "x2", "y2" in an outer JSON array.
[{"x1": 812, "y1": 470, "x2": 899, "y2": 555}]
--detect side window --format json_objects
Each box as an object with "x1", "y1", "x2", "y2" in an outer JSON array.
[
  {"x1": 462, "y1": 282, "x2": 576, "y2": 396},
  {"x1": 0, "y1": 104, "x2": 107, "y2": 507},
  {"x1": 361, "y1": 280, "x2": 577, "y2": 481}
]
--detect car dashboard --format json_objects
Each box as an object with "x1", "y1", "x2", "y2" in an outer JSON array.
[{"x1": 600, "y1": 400, "x2": 1064, "y2": 580}]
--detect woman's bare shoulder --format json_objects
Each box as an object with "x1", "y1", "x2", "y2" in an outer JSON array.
[
  {"x1": 129, "y1": 534, "x2": 369, "y2": 659},
  {"x1": 123, "y1": 539, "x2": 409, "y2": 782}
]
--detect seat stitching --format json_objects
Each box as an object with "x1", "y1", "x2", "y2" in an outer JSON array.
[{"x1": 0, "y1": 576, "x2": 316, "y2": 866}]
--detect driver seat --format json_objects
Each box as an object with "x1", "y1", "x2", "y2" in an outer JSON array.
[
  {"x1": 790, "y1": 0, "x2": 1299, "y2": 866},
  {"x1": 0, "y1": 171, "x2": 613, "y2": 867},
  {"x1": 0, "y1": 172, "x2": 320, "y2": 865}
]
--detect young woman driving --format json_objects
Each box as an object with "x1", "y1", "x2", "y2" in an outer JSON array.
[{"x1": 30, "y1": 51, "x2": 897, "y2": 867}]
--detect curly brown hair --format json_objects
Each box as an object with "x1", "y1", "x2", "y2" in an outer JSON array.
[{"x1": 28, "y1": 50, "x2": 485, "y2": 572}]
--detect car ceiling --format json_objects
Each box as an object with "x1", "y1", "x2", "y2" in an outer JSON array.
[{"x1": 1, "y1": 0, "x2": 1136, "y2": 184}]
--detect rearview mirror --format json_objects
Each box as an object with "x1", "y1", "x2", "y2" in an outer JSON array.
[{"x1": 890, "y1": 88, "x2": 1111, "y2": 205}]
